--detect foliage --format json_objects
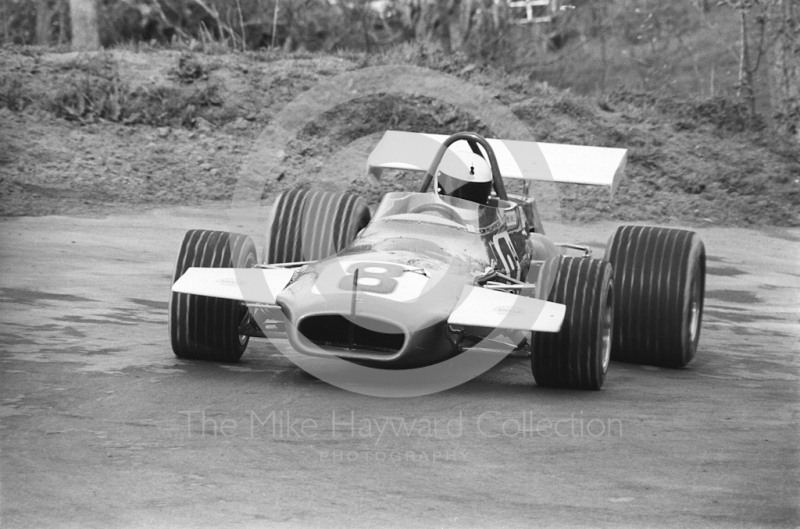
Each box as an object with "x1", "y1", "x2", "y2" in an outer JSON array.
[
  {"x1": 173, "y1": 51, "x2": 209, "y2": 83},
  {"x1": 3, "y1": 0, "x2": 39, "y2": 45},
  {"x1": 0, "y1": 74, "x2": 31, "y2": 110},
  {"x1": 43, "y1": 53, "x2": 223, "y2": 126},
  {"x1": 2, "y1": 0, "x2": 797, "y2": 139},
  {"x1": 50, "y1": 69, "x2": 129, "y2": 121},
  {"x1": 615, "y1": 0, "x2": 699, "y2": 46}
]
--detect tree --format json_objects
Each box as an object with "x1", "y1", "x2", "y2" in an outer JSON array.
[
  {"x1": 772, "y1": 0, "x2": 799, "y2": 137},
  {"x1": 722, "y1": 0, "x2": 779, "y2": 120},
  {"x1": 36, "y1": 0, "x2": 52, "y2": 45},
  {"x1": 69, "y1": 0, "x2": 99, "y2": 50}
]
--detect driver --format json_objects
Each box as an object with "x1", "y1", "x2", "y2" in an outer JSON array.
[{"x1": 435, "y1": 151, "x2": 493, "y2": 206}]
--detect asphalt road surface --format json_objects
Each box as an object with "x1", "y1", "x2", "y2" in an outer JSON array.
[{"x1": 1, "y1": 206, "x2": 798, "y2": 528}]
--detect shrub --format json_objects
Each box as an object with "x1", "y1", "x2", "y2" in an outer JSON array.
[
  {"x1": 50, "y1": 71, "x2": 129, "y2": 122},
  {"x1": 173, "y1": 52, "x2": 209, "y2": 83},
  {"x1": 0, "y1": 75, "x2": 32, "y2": 111},
  {"x1": 42, "y1": 52, "x2": 231, "y2": 126},
  {"x1": 126, "y1": 82, "x2": 222, "y2": 127}
]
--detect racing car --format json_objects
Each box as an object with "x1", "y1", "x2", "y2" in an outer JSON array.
[{"x1": 169, "y1": 131, "x2": 705, "y2": 390}]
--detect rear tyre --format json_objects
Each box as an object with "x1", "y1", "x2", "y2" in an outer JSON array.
[
  {"x1": 169, "y1": 230, "x2": 257, "y2": 362},
  {"x1": 532, "y1": 257, "x2": 614, "y2": 390},
  {"x1": 604, "y1": 226, "x2": 705, "y2": 367},
  {"x1": 265, "y1": 189, "x2": 371, "y2": 264}
]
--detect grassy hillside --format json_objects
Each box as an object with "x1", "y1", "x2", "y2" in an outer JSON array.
[{"x1": 0, "y1": 46, "x2": 797, "y2": 226}]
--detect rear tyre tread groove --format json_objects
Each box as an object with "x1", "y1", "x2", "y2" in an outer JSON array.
[{"x1": 265, "y1": 189, "x2": 371, "y2": 265}]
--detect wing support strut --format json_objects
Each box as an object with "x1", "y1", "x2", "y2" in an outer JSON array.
[{"x1": 348, "y1": 268, "x2": 359, "y2": 350}]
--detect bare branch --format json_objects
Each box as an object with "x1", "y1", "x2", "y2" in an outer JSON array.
[{"x1": 189, "y1": 0, "x2": 239, "y2": 44}]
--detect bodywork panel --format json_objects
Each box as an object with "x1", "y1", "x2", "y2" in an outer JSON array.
[{"x1": 273, "y1": 192, "x2": 564, "y2": 367}]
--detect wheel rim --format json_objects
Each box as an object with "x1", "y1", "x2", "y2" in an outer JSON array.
[
  {"x1": 601, "y1": 283, "x2": 613, "y2": 373},
  {"x1": 238, "y1": 252, "x2": 257, "y2": 346},
  {"x1": 238, "y1": 306, "x2": 250, "y2": 346},
  {"x1": 689, "y1": 277, "x2": 700, "y2": 344}
]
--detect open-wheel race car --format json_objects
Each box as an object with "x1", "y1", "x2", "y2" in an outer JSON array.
[{"x1": 169, "y1": 131, "x2": 706, "y2": 390}]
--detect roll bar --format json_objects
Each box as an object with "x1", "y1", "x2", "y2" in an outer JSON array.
[{"x1": 417, "y1": 131, "x2": 508, "y2": 201}]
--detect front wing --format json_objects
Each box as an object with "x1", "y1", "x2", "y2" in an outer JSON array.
[
  {"x1": 171, "y1": 267, "x2": 294, "y2": 304},
  {"x1": 171, "y1": 267, "x2": 565, "y2": 333}
]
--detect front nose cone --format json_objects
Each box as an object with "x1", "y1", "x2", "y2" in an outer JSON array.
[{"x1": 275, "y1": 251, "x2": 476, "y2": 367}]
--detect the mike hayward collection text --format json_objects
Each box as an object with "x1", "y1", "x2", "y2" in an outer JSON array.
[{"x1": 181, "y1": 410, "x2": 623, "y2": 441}]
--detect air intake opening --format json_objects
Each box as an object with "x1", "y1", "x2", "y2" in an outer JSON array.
[{"x1": 298, "y1": 315, "x2": 404, "y2": 354}]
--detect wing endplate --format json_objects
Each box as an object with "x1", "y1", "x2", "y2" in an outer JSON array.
[
  {"x1": 367, "y1": 130, "x2": 627, "y2": 195},
  {"x1": 448, "y1": 285, "x2": 565, "y2": 333},
  {"x1": 171, "y1": 268, "x2": 295, "y2": 304}
]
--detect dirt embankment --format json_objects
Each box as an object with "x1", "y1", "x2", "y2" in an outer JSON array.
[{"x1": 1, "y1": 47, "x2": 798, "y2": 226}]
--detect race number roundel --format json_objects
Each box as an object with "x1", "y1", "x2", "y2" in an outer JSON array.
[{"x1": 338, "y1": 263, "x2": 405, "y2": 294}]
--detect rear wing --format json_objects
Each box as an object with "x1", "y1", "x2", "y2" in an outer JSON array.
[{"x1": 367, "y1": 131, "x2": 627, "y2": 196}]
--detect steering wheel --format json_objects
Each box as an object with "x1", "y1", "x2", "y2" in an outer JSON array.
[{"x1": 410, "y1": 203, "x2": 465, "y2": 225}]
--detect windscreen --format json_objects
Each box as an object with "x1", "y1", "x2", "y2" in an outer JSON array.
[{"x1": 371, "y1": 192, "x2": 505, "y2": 234}]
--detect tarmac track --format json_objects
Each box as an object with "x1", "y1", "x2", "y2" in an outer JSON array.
[{"x1": 0, "y1": 206, "x2": 798, "y2": 528}]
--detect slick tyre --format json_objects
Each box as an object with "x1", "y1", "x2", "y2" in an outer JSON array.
[
  {"x1": 532, "y1": 257, "x2": 614, "y2": 390},
  {"x1": 169, "y1": 230, "x2": 257, "y2": 362},
  {"x1": 265, "y1": 189, "x2": 371, "y2": 264},
  {"x1": 604, "y1": 226, "x2": 706, "y2": 368}
]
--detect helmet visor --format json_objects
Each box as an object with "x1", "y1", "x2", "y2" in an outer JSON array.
[{"x1": 437, "y1": 171, "x2": 492, "y2": 205}]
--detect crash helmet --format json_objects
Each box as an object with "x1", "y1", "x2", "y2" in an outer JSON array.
[{"x1": 436, "y1": 151, "x2": 493, "y2": 205}]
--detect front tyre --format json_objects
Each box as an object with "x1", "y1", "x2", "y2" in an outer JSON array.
[
  {"x1": 604, "y1": 226, "x2": 706, "y2": 368},
  {"x1": 532, "y1": 257, "x2": 614, "y2": 390},
  {"x1": 169, "y1": 229, "x2": 257, "y2": 362}
]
